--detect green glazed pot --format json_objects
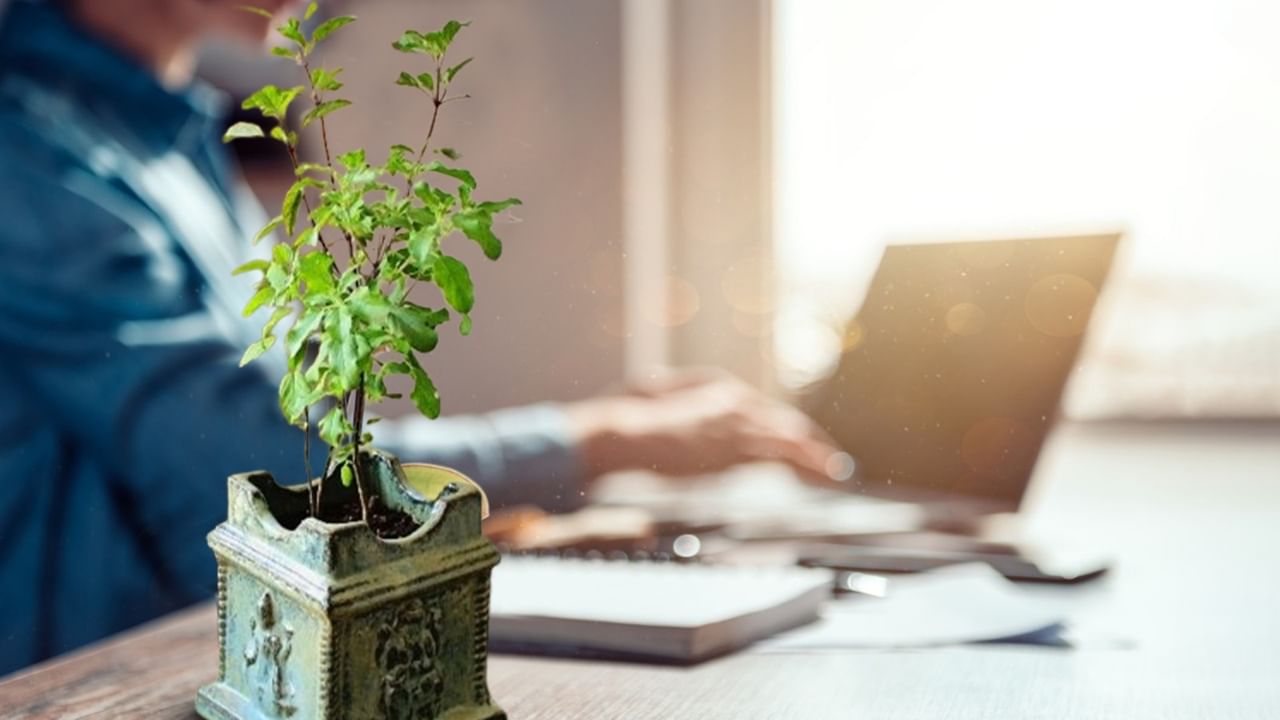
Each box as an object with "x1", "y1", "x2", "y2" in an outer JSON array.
[{"x1": 196, "y1": 450, "x2": 505, "y2": 720}]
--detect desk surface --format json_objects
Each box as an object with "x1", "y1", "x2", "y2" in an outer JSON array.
[{"x1": 2, "y1": 421, "x2": 1278, "y2": 719}]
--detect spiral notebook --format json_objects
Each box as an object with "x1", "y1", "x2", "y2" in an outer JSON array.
[{"x1": 488, "y1": 556, "x2": 834, "y2": 662}]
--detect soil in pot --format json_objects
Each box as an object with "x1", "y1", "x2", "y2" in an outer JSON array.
[{"x1": 326, "y1": 497, "x2": 421, "y2": 539}]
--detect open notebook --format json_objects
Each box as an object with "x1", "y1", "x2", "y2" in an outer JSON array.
[{"x1": 488, "y1": 556, "x2": 833, "y2": 662}]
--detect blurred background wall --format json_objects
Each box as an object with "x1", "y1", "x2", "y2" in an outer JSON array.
[{"x1": 327, "y1": 0, "x2": 626, "y2": 415}]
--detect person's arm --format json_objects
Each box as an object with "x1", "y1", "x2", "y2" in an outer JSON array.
[
  {"x1": 374, "y1": 403, "x2": 587, "y2": 514},
  {"x1": 563, "y1": 368, "x2": 846, "y2": 488},
  {"x1": 380, "y1": 366, "x2": 847, "y2": 516}
]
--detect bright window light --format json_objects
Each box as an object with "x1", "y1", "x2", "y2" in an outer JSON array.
[{"x1": 773, "y1": 0, "x2": 1280, "y2": 416}]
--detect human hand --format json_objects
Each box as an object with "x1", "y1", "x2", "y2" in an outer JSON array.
[{"x1": 566, "y1": 368, "x2": 847, "y2": 487}]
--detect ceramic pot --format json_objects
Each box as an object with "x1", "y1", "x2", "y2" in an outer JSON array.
[{"x1": 196, "y1": 450, "x2": 505, "y2": 720}]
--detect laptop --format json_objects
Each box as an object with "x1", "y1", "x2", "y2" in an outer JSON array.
[{"x1": 797, "y1": 232, "x2": 1122, "y2": 580}]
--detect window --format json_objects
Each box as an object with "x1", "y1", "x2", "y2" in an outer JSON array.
[{"x1": 774, "y1": 0, "x2": 1280, "y2": 417}]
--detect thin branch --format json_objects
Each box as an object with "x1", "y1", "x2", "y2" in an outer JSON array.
[
  {"x1": 300, "y1": 58, "x2": 338, "y2": 177},
  {"x1": 351, "y1": 375, "x2": 370, "y2": 523},
  {"x1": 303, "y1": 406, "x2": 316, "y2": 518},
  {"x1": 316, "y1": 448, "x2": 331, "y2": 519},
  {"x1": 281, "y1": 139, "x2": 333, "y2": 256},
  {"x1": 299, "y1": 56, "x2": 356, "y2": 260},
  {"x1": 411, "y1": 62, "x2": 447, "y2": 175},
  {"x1": 415, "y1": 99, "x2": 444, "y2": 167}
]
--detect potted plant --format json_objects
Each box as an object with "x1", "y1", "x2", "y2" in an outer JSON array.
[{"x1": 196, "y1": 6, "x2": 517, "y2": 719}]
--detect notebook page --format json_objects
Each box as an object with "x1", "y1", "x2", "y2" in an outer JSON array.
[{"x1": 491, "y1": 557, "x2": 833, "y2": 628}]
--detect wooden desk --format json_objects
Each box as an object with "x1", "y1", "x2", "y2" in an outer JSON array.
[{"x1": 3, "y1": 421, "x2": 1278, "y2": 719}]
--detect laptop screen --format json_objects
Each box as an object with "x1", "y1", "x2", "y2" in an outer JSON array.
[{"x1": 804, "y1": 233, "x2": 1120, "y2": 511}]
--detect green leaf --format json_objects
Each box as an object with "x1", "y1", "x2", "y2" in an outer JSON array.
[
  {"x1": 270, "y1": 46, "x2": 295, "y2": 59},
  {"x1": 391, "y1": 306, "x2": 439, "y2": 353},
  {"x1": 283, "y1": 177, "x2": 323, "y2": 236},
  {"x1": 269, "y1": 126, "x2": 298, "y2": 146},
  {"x1": 350, "y1": 287, "x2": 391, "y2": 325},
  {"x1": 302, "y1": 99, "x2": 351, "y2": 127},
  {"x1": 391, "y1": 30, "x2": 428, "y2": 54},
  {"x1": 266, "y1": 263, "x2": 290, "y2": 292},
  {"x1": 312, "y1": 15, "x2": 356, "y2": 44},
  {"x1": 299, "y1": 251, "x2": 335, "y2": 294},
  {"x1": 389, "y1": 276, "x2": 409, "y2": 305},
  {"x1": 427, "y1": 161, "x2": 476, "y2": 189},
  {"x1": 406, "y1": 355, "x2": 441, "y2": 418},
  {"x1": 243, "y1": 285, "x2": 273, "y2": 317},
  {"x1": 419, "y1": 20, "x2": 470, "y2": 58},
  {"x1": 319, "y1": 406, "x2": 350, "y2": 447},
  {"x1": 283, "y1": 184, "x2": 305, "y2": 237},
  {"x1": 309, "y1": 67, "x2": 344, "y2": 92},
  {"x1": 239, "y1": 5, "x2": 274, "y2": 19},
  {"x1": 242, "y1": 86, "x2": 273, "y2": 113},
  {"x1": 278, "y1": 371, "x2": 301, "y2": 420},
  {"x1": 459, "y1": 313, "x2": 473, "y2": 336},
  {"x1": 232, "y1": 258, "x2": 270, "y2": 276},
  {"x1": 263, "y1": 305, "x2": 292, "y2": 339},
  {"x1": 279, "y1": 369, "x2": 324, "y2": 425},
  {"x1": 254, "y1": 216, "x2": 284, "y2": 244},
  {"x1": 445, "y1": 57, "x2": 473, "y2": 84},
  {"x1": 330, "y1": 310, "x2": 361, "y2": 388},
  {"x1": 453, "y1": 209, "x2": 502, "y2": 259},
  {"x1": 272, "y1": 241, "x2": 293, "y2": 265},
  {"x1": 424, "y1": 307, "x2": 451, "y2": 326},
  {"x1": 338, "y1": 149, "x2": 367, "y2": 171},
  {"x1": 240, "y1": 335, "x2": 276, "y2": 366},
  {"x1": 384, "y1": 147, "x2": 416, "y2": 176},
  {"x1": 303, "y1": 1, "x2": 319, "y2": 20},
  {"x1": 477, "y1": 197, "x2": 523, "y2": 214},
  {"x1": 440, "y1": 20, "x2": 468, "y2": 43},
  {"x1": 286, "y1": 307, "x2": 325, "y2": 366},
  {"x1": 276, "y1": 86, "x2": 305, "y2": 115},
  {"x1": 222, "y1": 121, "x2": 264, "y2": 143},
  {"x1": 340, "y1": 463, "x2": 354, "y2": 487},
  {"x1": 436, "y1": 147, "x2": 460, "y2": 160},
  {"x1": 408, "y1": 225, "x2": 441, "y2": 265},
  {"x1": 279, "y1": 18, "x2": 305, "y2": 46},
  {"x1": 243, "y1": 84, "x2": 303, "y2": 120},
  {"x1": 296, "y1": 162, "x2": 333, "y2": 178},
  {"x1": 432, "y1": 255, "x2": 474, "y2": 314}
]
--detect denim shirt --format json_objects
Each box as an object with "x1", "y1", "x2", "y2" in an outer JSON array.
[{"x1": 0, "y1": 0, "x2": 583, "y2": 674}]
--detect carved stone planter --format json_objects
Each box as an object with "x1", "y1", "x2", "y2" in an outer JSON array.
[{"x1": 196, "y1": 451, "x2": 505, "y2": 720}]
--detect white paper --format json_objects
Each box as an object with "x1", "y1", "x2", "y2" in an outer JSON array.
[{"x1": 758, "y1": 563, "x2": 1065, "y2": 650}]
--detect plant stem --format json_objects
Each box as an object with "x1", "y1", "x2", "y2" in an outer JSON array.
[
  {"x1": 351, "y1": 376, "x2": 370, "y2": 523},
  {"x1": 316, "y1": 450, "x2": 330, "y2": 519},
  {"x1": 300, "y1": 58, "x2": 337, "y2": 176},
  {"x1": 299, "y1": 56, "x2": 357, "y2": 260},
  {"x1": 303, "y1": 405, "x2": 316, "y2": 518},
  {"x1": 282, "y1": 140, "x2": 334, "y2": 257},
  {"x1": 410, "y1": 62, "x2": 446, "y2": 177},
  {"x1": 415, "y1": 97, "x2": 443, "y2": 167}
]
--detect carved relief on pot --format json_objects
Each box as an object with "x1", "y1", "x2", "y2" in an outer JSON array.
[
  {"x1": 376, "y1": 596, "x2": 445, "y2": 720},
  {"x1": 244, "y1": 592, "x2": 297, "y2": 717}
]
